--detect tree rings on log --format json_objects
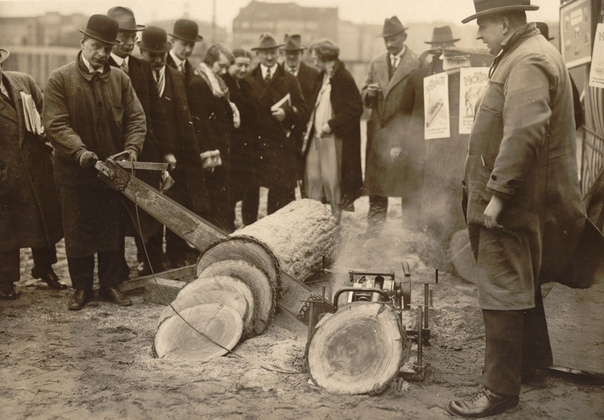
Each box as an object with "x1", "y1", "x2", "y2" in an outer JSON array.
[
  {"x1": 306, "y1": 302, "x2": 405, "y2": 395},
  {"x1": 154, "y1": 304, "x2": 243, "y2": 361},
  {"x1": 198, "y1": 259, "x2": 275, "y2": 336}
]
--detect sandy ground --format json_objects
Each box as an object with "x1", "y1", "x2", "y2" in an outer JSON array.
[{"x1": 1, "y1": 196, "x2": 603, "y2": 420}]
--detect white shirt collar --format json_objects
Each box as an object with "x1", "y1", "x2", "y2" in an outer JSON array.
[
  {"x1": 169, "y1": 51, "x2": 185, "y2": 69},
  {"x1": 260, "y1": 63, "x2": 277, "y2": 78},
  {"x1": 110, "y1": 53, "x2": 129, "y2": 67},
  {"x1": 390, "y1": 46, "x2": 406, "y2": 61},
  {"x1": 81, "y1": 54, "x2": 104, "y2": 74}
]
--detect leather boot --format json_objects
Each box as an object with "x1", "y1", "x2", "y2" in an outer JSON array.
[
  {"x1": 101, "y1": 287, "x2": 132, "y2": 306},
  {"x1": 447, "y1": 387, "x2": 519, "y2": 418},
  {"x1": 32, "y1": 266, "x2": 68, "y2": 290},
  {"x1": 68, "y1": 289, "x2": 92, "y2": 311}
]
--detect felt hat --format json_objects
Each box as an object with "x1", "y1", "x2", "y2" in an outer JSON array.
[
  {"x1": 251, "y1": 33, "x2": 283, "y2": 51},
  {"x1": 78, "y1": 14, "x2": 121, "y2": 45},
  {"x1": 535, "y1": 22, "x2": 554, "y2": 40},
  {"x1": 107, "y1": 6, "x2": 145, "y2": 32},
  {"x1": 169, "y1": 19, "x2": 203, "y2": 43},
  {"x1": 425, "y1": 26, "x2": 460, "y2": 44},
  {"x1": 462, "y1": 0, "x2": 539, "y2": 24},
  {"x1": 137, "y1": 26, "x2": 172, "y2": 53},
  {"x1": 378, "y1": 16, "x2": 408, "y2": 38},
  {"x1": 281, "y1": 34, "x2": 306, "y2": 51},
  {"x1": 0, "y1": 48, "x2": 10, "y2": 65}
]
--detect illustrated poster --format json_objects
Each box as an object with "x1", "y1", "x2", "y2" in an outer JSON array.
[
  {"x1": 423, "y1": 72, "x2": 450, "y2": 140},
  {"x1": 459, "y1": 67, "x2": 489, "y2": 135},
  {"x1": 589, "y1": 23, "x2": 604, "y2": 88}
]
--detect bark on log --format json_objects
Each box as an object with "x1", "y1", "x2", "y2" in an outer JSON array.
[
  {"x1": 306, "y1": 302, "x2": 405, "y2": 395},
  {"x1": 154, "y1": 304, "x2": 243, "y2": 361}
]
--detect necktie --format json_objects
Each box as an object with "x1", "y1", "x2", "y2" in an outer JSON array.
[
  {"x1": 178, "y1": 62, "x2": 184, "y2": 73},
  {"x1": 265, "y1": 67, "x2": 271, "y2": 82},
  {"x1": 391, "y1": 57, "x2": 399, "y2": 70},
  {"x1": 154, "y1": 70, "x2": 161, "y2": 94},
  {"x1": 120, "y1": 60, "x2": 129, "y2": 74}
]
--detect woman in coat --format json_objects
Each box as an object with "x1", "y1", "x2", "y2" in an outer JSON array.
[
  {"x1": 188, "y1": 43, "x2": 238, "y2": 232},
  {"x1": 303, "y1": 39, "x2": 363, "y2": 220},
  {"x1": 223, "y1": 48, "x2": 261, "y2": 226}
]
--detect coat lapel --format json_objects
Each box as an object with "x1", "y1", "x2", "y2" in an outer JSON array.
[
  {"x1": 2, "y1": 74, "x2": 23, "y2": 139},
  {"x1": 375, "y1": 54, "x2": 390, "y2": 96},
  {"x1": 384, "y1": 49, "x2": 415, "y2": 98}
]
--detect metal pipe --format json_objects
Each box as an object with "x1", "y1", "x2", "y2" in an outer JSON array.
[
  {"x1": 417, "y1": 306, "x2": 423, "y2": 369},
  {"x1": 423, "y1": 283, "x2": 430, "y2": 329}
]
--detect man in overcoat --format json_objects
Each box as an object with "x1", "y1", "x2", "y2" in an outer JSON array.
[
  {"x1": 167, "y1": 19, "x2": 203, "y2": 88},
  {"x1": 362, "y1": 16, "x2": 421, "y2": 229},
  {"x1": 447, "y1": 1, "x2": 591, "y2": 416},
  {"x1": 44, "y1": 14, "x2": 146, "y2": 310},
  {"x1": 0, "y1": 49, "x2": 66, "y2": 299},
  {"x1": 139, "y1": 26, "x2": 209, "y2": 268},
  {"x1": 247, "y1": 33, "x2": 307, "y2": 214},
  {"x1": 107, "y1": 6, "x2": 176, "y2": 276}
]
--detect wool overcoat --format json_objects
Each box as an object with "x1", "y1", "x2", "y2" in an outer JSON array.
[
  {"x1": 0, "y1": 71, "x2": 63, "y2": 252},
  {"x1": 362, "y1": 48, "x2": 421, "y2": 198},
  {"x1": 246, "y1": 64, "x2": 307, "y2": 190}
]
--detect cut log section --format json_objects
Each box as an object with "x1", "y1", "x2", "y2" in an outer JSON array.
[
  {"x1": 198, "y1": 260, "x2": 275, "y2": 336},
  {"x1": 306, "y1": 302, "x2": 405, "y2": 395},
  {"x1": 154, "y1": 304, "x2": 243, "y2": 361}
]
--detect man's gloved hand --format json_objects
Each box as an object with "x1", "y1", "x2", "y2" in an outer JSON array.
[
  {"x1": 79, "y1": 151, "x2": 98, "y2": 169},
  {"x1": 123, "y1": 149, "x2": 138, "y2": 162},
  {"x1": 164, "y1": 153, "x2": 177, "y2": 170}
]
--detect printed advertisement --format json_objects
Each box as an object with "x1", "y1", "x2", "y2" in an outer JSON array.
[
  {"x1": 589, "y1": 23, "x2": 604, "y2": 88},
  {"x1": 459, "y1": 67, "x2": 490, "y2": 135},
  {"x1": 560, "y1": 0, "x2": 592, "y2": 68},
  {"x1": 423, "y1": 72, "x2": 450, "y2": 140}
]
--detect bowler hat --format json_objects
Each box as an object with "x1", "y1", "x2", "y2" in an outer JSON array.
[
  {"x1": 462, "y1": 0, "x2": 539, "y2": 24},
  {"x1": 137, "y1": 26, "x2": 172, "y2": 54},
  {"x1": 107, "y1": 6, "x2": 145, "y2": 32},
  {"x1": 378, "y1": 16, "x2": 408, "y2": 38},
  {"x1": 281, "y1": 34, "x2": 306, "y2": 51},
  {"x1": 425, "y1": 26, "x2": 460, "y2": 44},
  {"x1": 535, "y1": 22, "x2": 554, "y2": 40},
  {"x1": 251, "y1": 33, "x2": 283, "y2": 51},
  {"x1": 169, "y1": 19, "x2": 203, "y2": 43},
  {"x1": 78, "y1": 14, "x2": 120, "y2": 45},
  {"x1": 0, "y1": 48, "x2": 10, "y2": 65}
]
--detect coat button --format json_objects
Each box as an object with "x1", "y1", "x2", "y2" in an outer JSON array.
[
  {"x1": 491, "y1": 175, "x2": 497, "y2": 180},
  {"x1": 461, "y1": 180, "x2": 467, "y2": 186}
]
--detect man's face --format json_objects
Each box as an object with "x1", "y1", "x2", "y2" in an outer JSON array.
[
  {"x1": 81, "y1": 38, "x2": 112, "y2": 69},
  {"x1": 476, "y1": 16, "x2": 506, "y2": 56},
  {"x1": 112, "y1": 31, "x2": 137, "y2": 58},
  {"x1": 229, "y1": 56, "x2": 251, "y2": 80},
  {"x1": 211, "y1": 53, "x2": 231, "y2": 76},
  {"x1": 141, "y1": 50, "x2": 167, "y2": 71},
  {"x1": 283, "y1": 50, "x2": 302, "y2": 68},
  {"x1": 384, "y1": 32, "x2": 406, "y2": 56},
  {"x1": 171, "y1": 39, "x2": 194, "y2": 60},
  {"x1": 256, "y1": 48, "x2": 278, "y2": 68}
]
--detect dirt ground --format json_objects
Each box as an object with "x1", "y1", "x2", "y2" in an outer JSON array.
[{"x1": 1, "y1": 196, "x2": 602, "y2": 420}]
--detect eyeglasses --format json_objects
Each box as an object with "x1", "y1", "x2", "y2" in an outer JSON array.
[{"x1": 118, "y1": 33, "x2": 138, "y2": 43}]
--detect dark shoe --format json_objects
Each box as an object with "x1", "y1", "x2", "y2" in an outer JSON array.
[
  {"x1": 101, "y1": 287, "x2": 132, "y2": 306},
  {"x1": 447, "y1": 388, "x2": 519, "y2": 418},
  {"x1": 32, "y1": 266, "x2": 68, "y2": 290},
  {"x1": 68, "y1": 289, "x2": 92, "y2": 311},
  {"x1": 0, "y1": 285, "x2": 17, "y2": 300},
  {"x1": 522, "y1": 368, "x2": 549, "y2": 387}
]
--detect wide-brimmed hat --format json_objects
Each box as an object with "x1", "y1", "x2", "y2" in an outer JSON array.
[
  {"x1": 169, "y1": 19, "x2": 203, "y2": 43},
  {"x1": 425, "y1": 26, "x2": 460, "y2": 45},
  {"x1": 535, "y1": 22, "x2": 554, "y2": 40},
  {"x1": 137, "y1": 26, "x2": 172, "y2": 53},
  {"x1": 0, "y1": 48, "x2": 10, "y2": 65},
  {"x1": 378, "y1": 16, "x2": 408, "y2": 38},
  {"x1": 251, "y1": 33, "x2": 283, "y2": 51},
  {"x1": 462, "y1": 0, "x2": 539, "y2": 24},
  {"x1": 78, "y1": 14, "x2": 120, "y2": 45},
  {"x1": 107, "y1": 6, "x2": 145, "y2": 32},
  {"x1": 281, "y1": 34, "x2": 306, "y2": 51}
]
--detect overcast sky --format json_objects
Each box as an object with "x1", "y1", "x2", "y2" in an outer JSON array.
[{"x1": 0, "y1": 0, "x2": 561, "y2": 27}]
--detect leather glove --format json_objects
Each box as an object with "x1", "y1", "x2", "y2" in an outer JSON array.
[
  {"x1": 79, "y1": 151, "x2": 98, "y2": 170},
  {"x1": 123, "y1": 149, "x2": 138, "y2": 162}
]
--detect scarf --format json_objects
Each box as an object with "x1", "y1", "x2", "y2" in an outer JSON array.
[{"x1": 195, "y1": 62, "x2": 240, "y2": 128}]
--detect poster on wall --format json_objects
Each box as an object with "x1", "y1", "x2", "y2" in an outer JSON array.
[
  {"x1": 560, "y1": 0, "x2": 593, "y2": 68},
  {"x1": 424, "y1": 72, "x2": 450, "y2": 140},
  {"x1": 459, "y1": 67, "x2": 490, "y2": 135},
  {"x1": 589, "y1": 23, "x2": 604, "y2": 89}
]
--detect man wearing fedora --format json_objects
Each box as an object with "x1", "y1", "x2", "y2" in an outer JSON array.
[
  {"x1": 0, "y1": 48, "x2": 66, "y2": 299},
  {"x1": 139, "y1": 26, "x2": 210, "y2": 268},
  {"x1": 107, "y1": 6, "x2": 176, "y2": 276},
  {"x1": 280, "y1": 34, "x2": 320, "y2": 190},
  {"x1": 167, "y1": 19, "x2": 203, "y2": 87},
  {"x1": 424, "y1": 25, "x2": 460, "y2": 74},
  {"x1": 43, "y1": 14, "x2": 146, "y2": 310},
  {"x1": 449, "y1": 0, "x2": 591, "y2": 416},
  {"x1": 362, "y1": 16, "x2": 421, "y2": 230},
  {"x1": 247, "y1": 33, "x2": 307, "y2": 214}
]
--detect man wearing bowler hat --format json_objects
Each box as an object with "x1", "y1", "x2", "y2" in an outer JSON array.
[
  {"x1": 139, "y1": 26, "x2": 210, "y2": 268},
  {"x1": 247, "y1": 33, "x2": 307, "y2": 214},
  {"x1": 43, "y1": 14, "x2": 146, "y2": 311},
  {"x1": 107, "y1": 6, "x2": 176, "y2": 276},
  {"x1": 362, "y1": 16, "x2": 421, "y2": 231},
  {"x1": 449, "y1": 0, "x2": 597, "y2": 416},
  {"x1": 167, "y1": 19, "x2": 203, "y2": 87}
]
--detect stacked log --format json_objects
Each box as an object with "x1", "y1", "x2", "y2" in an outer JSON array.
[{"x1": 154, "y1": 199, "x2": 338, "y2": 361}]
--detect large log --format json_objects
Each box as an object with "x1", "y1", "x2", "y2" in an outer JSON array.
[{"x1": 306, "y1": 302, "x2": 405, "y2": 395}]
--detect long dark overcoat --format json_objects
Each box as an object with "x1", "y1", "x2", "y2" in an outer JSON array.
[
  {"x1": 43, "y1": 53, "x2": 146, "y2": 257},
  {"x1": 304, "y1": 60, "x2": 364, "y2": 209},
  {"x1": 246, "y1": 64, "x2": 307, "y2": 190},
  {"x1": 362, "y1": 48, "x2": 420, "y2": 198},
  {"x1": 0, "y1": 71, "x2": 62, "y2": 252}
]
